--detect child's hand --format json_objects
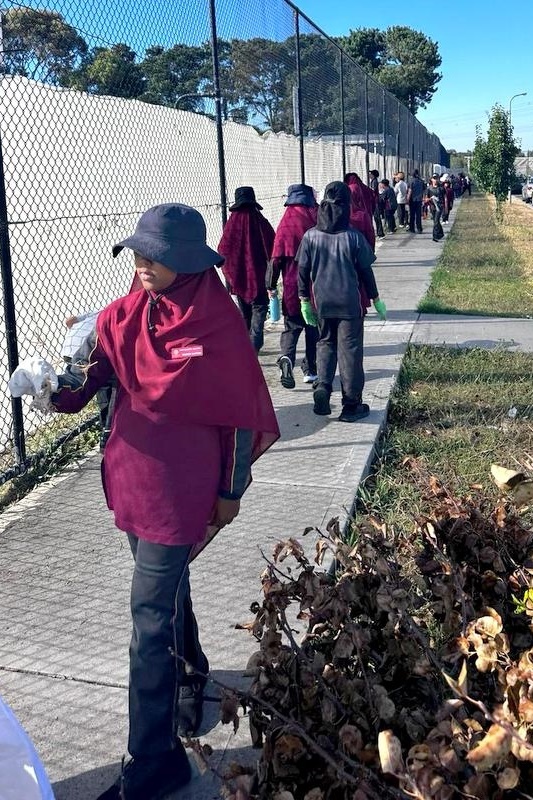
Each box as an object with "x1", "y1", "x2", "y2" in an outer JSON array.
[
  {"x1": 65, "y1": 316, "x2": 78, "y2": 329},
  {"x1": 211, "y1": 497, "x2": 241, "y2": 528}
]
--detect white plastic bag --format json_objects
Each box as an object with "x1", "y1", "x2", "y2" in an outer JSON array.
[
  {"x1": 8, "y1": 357, "x2": 59, "y2": 398},
  {"x1": 0, "y1": 694, "x2": 55, "y2": 799}
]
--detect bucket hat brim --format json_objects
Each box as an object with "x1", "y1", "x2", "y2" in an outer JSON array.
[
  {"x1": 113, "y1": 234, "x2": 224, "y2": 274},
  {"x1": 229, "y1": 201, "x2": 263, "y2": 211}
]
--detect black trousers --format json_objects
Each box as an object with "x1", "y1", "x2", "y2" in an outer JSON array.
[
  {"x1": 316, "y1": 316, "x2": 365, "y2": 407},
  {"x1": 385, "y1": 210, "x2": 396, "y2": 232},
  {"x1": 237, "y1": 289, "x2": 268, "y2": 352},
  {"x1": 432, "y1": 207, "x2": 444, "y2": 240},
  {"x1": 127, "y1": 535, "x2": 207, "y2": 757},
  {"x1": 373, "y1": 206, "x2": 384, "y2": 237},
  {"x1": 279, "y1": 312, "x2": 318, "y2": 375},
  {"x1": 408, "y1": 200, "x2": 423, "y2": 232}
]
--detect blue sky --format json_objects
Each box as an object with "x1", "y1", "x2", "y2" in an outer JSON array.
[{"x1": 297, "y1": 0, "x2": 533, "y2": 153}]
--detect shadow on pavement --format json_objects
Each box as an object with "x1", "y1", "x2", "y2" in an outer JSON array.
[{"x1": 52, "y1": 669, "x2": 255, "y2": 800}]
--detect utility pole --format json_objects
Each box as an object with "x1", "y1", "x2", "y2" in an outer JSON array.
[{"x1": 508, "y1": 92, "x2": 527, "y2": 203}]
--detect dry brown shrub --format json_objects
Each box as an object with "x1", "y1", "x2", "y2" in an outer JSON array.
[{"x1": 215, "y1": 464, "x2": 533, "y2": 798}]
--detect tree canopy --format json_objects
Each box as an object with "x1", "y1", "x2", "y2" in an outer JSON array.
[
  {"x1": 1, "y1": 8, "x2": 87, "y2": 84},
  {"x1": 140, "y1": 44, "x2": 211, "y2": 108},
  {"x1": 338, "y1": 26, "x2": 442, "y2": 114},
  {"x1": 2, "y1": 8, "x2": 442, "y2": 135},
  {"x1": 85, "y1": 44, "x2": 145, "y2": 98}
]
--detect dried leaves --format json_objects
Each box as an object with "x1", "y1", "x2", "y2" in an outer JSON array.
[{"x1": 218, "y1": 467, "x2": 533, "y2": 799}]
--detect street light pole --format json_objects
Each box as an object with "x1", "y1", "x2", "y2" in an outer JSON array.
[{"x1": 508, "y1": 92, "x2": 527, "y2": 203}]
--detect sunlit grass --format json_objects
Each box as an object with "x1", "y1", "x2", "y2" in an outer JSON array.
[
  {"x1": 419, "y1": 194, "x2": 533, "y2": 317},
  {"x1": 351, "y1": 345, "x2": 533, "y2": 538}
]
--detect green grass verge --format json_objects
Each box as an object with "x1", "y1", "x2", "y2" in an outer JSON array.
[
  {"x1": 418, "y1": 193, "x2": 533, "y2": 317},
  {"x1": 354, "y1": 344, "x2": 533, "y2": 535}
]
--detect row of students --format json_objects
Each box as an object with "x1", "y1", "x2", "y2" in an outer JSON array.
[{"x1": 220, "y1": 179, "x2": 385, "y2": 422}]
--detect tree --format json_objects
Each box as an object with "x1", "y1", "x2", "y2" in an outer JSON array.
[
  {"x1": 1, "y1": 7, "x2": 87, "y2": 84},
  {"x1": 229, "y1": 38, "x2": 294, "y2": 131},
  {"x1": 471, "y1": 104, "x2": 519, "y2": 202},
  {"x1": 298, "y1": 33, "x2": 341, "y2": 135},
  {"x1": 139, "y1": 44, "x2": 211, "y2": 108},
  {"x1": 337, "y1": 28, "x2": 385, "y2": 73},
  {"x1": 338, "y1": 26, "x2": 442, "y2": 114},
  {"x1": 80, "y1": 44, "x2": 145, "y2": 98}
]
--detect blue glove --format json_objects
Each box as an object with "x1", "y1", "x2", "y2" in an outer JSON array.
[
  {"x1": 300, "y1": 299, "x2": 318, "y2": 327},
  {"x1": 373, "y1": 298, "x2": 387, "y2": 321}
]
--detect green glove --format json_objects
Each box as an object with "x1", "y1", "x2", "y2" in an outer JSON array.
[
  {"x1": 300, "y1": 299, "x2": 318, "y2": 327},
  {"x1": 373, "y1": 298, "x2": 387, "y2": 321}
]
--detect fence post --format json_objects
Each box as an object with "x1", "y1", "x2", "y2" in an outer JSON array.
[
  {"x1": 294, "y1": 10, "x2": 305, "y2": 184},
  {"x1": 382, "y1": 88, "x2": 386, "y2": 179},
  {"x1": 209, "y1": 0, "x2": 227, "y2": 228},
  {"x1": 364, "y1": 75, "x2": 370, "y2": 179},
  {"x1": 0, "y1": 129, "x2": 25, "y2": 466},
  {"x1": 396, "y1": 99, "x2": 401, "y2": 173},
  {"x1": 340, "y1": 51, "x2": 346, "y2": 178}
]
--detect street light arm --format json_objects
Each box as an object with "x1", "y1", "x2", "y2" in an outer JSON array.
[
  {"x1": 509, "y1": 91, "x2": 527, "y2": 119},
  {"x1": 507, "y1": 92, "x2": 527, "y2": 204}
]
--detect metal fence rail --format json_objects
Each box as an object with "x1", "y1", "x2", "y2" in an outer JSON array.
[{"x1": 0, "y1": 0, "x2": 445, "y2": 485}]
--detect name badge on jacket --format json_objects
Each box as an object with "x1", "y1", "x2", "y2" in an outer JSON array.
[{"x1": 170, "y1": 345, "x2": 204, "y2": 359}]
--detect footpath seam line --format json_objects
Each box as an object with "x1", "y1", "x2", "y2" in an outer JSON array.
[{"x1": 0, "y1": 664, "x2": 127, "y2": 691}]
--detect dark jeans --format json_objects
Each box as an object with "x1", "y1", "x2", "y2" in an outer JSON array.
[
  {"x1": 408, "y1": 200, "x2": 423, "y2": 232},
  {"x1": 397, "y1": 203, "x2": 408, "y2": 226},
  {"x1": 385, "y1": 210, "x2": 396, "y2": 232},
  {"x1": 373, "y1": 206, "x2": 384, "y2": 237},
  {"x1": 316, "y1": 316, "x2": 365, "y2": 407},
  {"x1": 127, "y1": 535, "x2": 206, "y2": 757},
  {"x1": 432, "y1": 207, "x2": 444, "y2": 240},
  {"x1": 237, "y1": 290, "x2": 268, "y2": 352},
  {"x1": 279, "y1": 312, "x2": 318, "y2": 375}
]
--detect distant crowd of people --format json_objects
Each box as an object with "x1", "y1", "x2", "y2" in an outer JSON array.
[{"x1": 371, "y1": 168, "x2": 471, "y2": 241}]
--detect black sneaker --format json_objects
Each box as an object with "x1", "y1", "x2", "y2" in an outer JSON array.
[
  {"x1": 338, "y1": 403, "x2": 370, "y2": 423},
  {"x1": 96, "y1": 745, "x2": 192, "y2": 800},
  {"x1": 279, "y1": 356, "x2": 295, "y2": 389},
  {"x1": 313, "y1": 386, "x2": 331, "y2": 416}
]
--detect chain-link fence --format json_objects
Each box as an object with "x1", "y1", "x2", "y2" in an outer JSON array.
[{"x1": 0, "y1": 0, "x2": 445, "y2": 484}]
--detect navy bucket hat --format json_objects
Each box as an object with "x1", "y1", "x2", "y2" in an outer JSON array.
[
  {"x1": 112, "y1": 203, "x2": 223, "y2": 274},
  {"x1": 284, "y1": 184, "x2": 316, "y2": 207},
  {"x1": 229, "y1": 186, "x2": 262, "y2": 211}
]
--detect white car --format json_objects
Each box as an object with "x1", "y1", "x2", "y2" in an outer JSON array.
[{"x1": 522, "y1": 177, "x2": 533, "y2": 202}]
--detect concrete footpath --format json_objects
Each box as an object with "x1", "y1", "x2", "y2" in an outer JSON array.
[{"x1": 1, "y1": 201, "x2": 530, "y2": 800}]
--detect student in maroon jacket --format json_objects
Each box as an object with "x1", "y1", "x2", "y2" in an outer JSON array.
[
  {"x1": 267, "y1": 183, "x2": 318, "y2": 388},
  {"x1": 48, "y1": 204, "x2": 279, "y2": 800},
  {"x1": 218, "y1": 186, "x2": 275, "y2": 353}
]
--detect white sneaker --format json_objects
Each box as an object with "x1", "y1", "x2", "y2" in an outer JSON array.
[{"x1": 303, "y1": 373, "x2": 318, "y2": 384}]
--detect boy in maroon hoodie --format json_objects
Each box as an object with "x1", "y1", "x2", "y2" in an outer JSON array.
[{"x1": 267, "y1": 183, "x2": 318, "y2": 388}]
